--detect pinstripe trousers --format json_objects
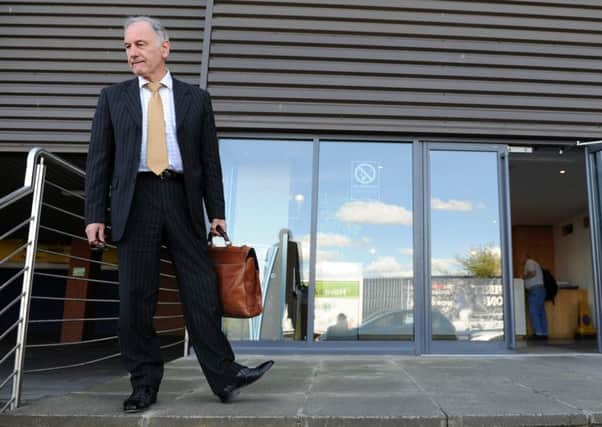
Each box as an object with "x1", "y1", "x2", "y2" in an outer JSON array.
[{"x1": 117, "y1": 173, "x2": 240, "y2": 394}]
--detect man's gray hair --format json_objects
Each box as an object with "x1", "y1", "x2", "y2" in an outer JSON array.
[{"x1": 124, "y1": 16, "x2": 169, "y2": 43}]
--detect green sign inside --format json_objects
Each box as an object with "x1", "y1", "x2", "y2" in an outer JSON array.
[{"x1": 315, "y1": 281, "x2": 359, "y2": 298}]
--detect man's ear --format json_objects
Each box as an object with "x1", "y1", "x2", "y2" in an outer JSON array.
[{"x1": 161, "y1": 40, "x2": 171, "y2": 59}]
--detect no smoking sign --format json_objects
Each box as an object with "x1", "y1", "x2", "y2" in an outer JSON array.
[
  {"x1": 352, "y1": 161, "x2": 380, "y2": 187},
  {"x1": 351, "y1": 161, "x2": 381, "y2": 201}
]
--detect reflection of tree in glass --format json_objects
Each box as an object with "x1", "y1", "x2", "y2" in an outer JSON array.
[{"x1": 456, "y1": 245, "x2": 501, "y2": 278}]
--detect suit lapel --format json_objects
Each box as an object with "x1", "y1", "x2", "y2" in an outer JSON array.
[
  {"x1": 173, "y1": 78, "x2": 191, "y2": 130},
  {"x1": 123, "y1": 78, "x2": 142, "y2": 129}
]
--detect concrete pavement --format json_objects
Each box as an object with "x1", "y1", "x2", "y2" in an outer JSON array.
[{"x1": 1, "y1": 354, "x2": 602, "y2": 426}]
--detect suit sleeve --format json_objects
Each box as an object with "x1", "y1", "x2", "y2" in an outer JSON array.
[
  {"x1": 85, "y1": 88, "x2": 115, "y2": 225},
  {"x1": 200, "y1": 91, "x2": 225, "y2": 221}
]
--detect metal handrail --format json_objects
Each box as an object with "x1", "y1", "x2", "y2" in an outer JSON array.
[{"x1": 0, "y1": 148, "x2": 185, "y2": 412}]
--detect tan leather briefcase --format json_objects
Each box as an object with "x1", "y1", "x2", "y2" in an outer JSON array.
[{"x1": 208, "y1": 227, "x2": 262, "y2": 318}]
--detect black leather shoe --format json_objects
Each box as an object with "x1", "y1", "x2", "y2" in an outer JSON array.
[
  {"x1": 123, "y1": 386, "x2": 158, "y2": 412},
  {"x1": 217, "y1": 360, "x2": 274, "y2": 403}
]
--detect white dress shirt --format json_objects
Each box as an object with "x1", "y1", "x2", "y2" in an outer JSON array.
[{"x1": 137, "y1": 71, "x2": 183, "y2": 172}]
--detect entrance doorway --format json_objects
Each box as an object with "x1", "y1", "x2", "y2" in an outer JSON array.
[
  {"x1": 509, "y1": 145, "x2": 596, "y2": 353},
  {"x1": 423, "y1": 144, "x2": 513, "y2": 353}
]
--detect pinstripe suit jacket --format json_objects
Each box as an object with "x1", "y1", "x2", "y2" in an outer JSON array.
[{"x1": 85, "y1": 77, "x2": 225, "y2": 242}]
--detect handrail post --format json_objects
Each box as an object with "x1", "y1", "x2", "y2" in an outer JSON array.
[
  {"x1": 11, "y1": 159, "x2": 46, "y2": 409},
  {"x1": 184, "y1": 328, "x2": 190, "y2": 357}
]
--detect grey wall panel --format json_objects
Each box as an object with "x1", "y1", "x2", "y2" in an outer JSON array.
[
  {"x1": 208, "y1": 0, "x2": 602, "y2": 139},
  {"x1": 0, "y1": 0, "x2": 206, "y2": 149}
]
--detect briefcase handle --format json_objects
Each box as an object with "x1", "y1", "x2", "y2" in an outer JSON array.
[{"x1": 208, "y1": 225, "x2": 233, "y2": 247}]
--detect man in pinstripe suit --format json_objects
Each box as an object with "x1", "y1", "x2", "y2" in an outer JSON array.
[{"x1": 84, "y1": 16, "x2": 273, "y2": 412}]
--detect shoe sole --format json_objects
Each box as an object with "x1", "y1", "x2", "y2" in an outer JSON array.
[
  {"x1": 218, "y1": 388, "x2": 240, "y2": 403},
  {"x1": 123, "y1": 399, "x2": 157, "y2": 413},
  {"x1": 218, "y1": 361, "x2": 274, "y2": 403}
]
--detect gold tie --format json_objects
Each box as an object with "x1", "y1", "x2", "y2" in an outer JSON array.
[{"x1": 146, "y1": 82, "x2": 168, "y2": 175}]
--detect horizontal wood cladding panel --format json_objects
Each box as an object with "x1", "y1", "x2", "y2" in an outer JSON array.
[
  {"x1": 209, "y1": 86, "x2": 602, "y2": 111},
  {"x1": 213, "y1": 100, "x2": 599, "y2": 123},
  {"x1": 4, "y1": 0, "x2": 204, "y2": 5},
  {"x1": 0, "y1": 27, "x2": 203, "y2": 39},
  {"x1": 210, "y1": 58, "x2": 602, "y2": 84},
  {"x1": 215, "y1": 115, "x2": 602, "y2": 139},
  {"x1": 0, "y1": 51, "x2": 202, "y2": 62},
  {"x1": 0, "y1": 72, "x2": 185, "y2": 84},
  {"x1": 214, "y1": 0, "x2": 602, "y2": 18},
  {"x1": 208, "y1": 0, "x2": 602, "y2": 138},
  {"x1": 212, "y1": 17, "x2": 602, "y2": 45},
  {"x1": 0, "y1": 131, "x2": 89, "y2": 143},
  {"x1": 2, "y1": 5, "x2": 204, "y2": 17},
  {"x1": 1, "y1": 38, "x2": 202, "y2": 51},
  {"x1": 208, "y1": 72, "x2": 602, "y2": 97},
  {"x1": 0, "y1": 16, "x2": 203, "y2": 28},
  {"x1": 1, "y1": 61, "x2": 201, "y2": 74},
  {"x1": 212, "y1": 30, "x2": 602, "y2": 59},
  {"x1": 0, "y1": 107, "x2": 95, "y2": 119},
  {"x1": 210, "y1": 44, "x2": 602, "y2": 71},
  {"x1": 3, "y1": 119, "x2": 93, "y2": 131},
  {"x1": 1, "y1": 0, "x2": 206, "y2": 148},
  {"x1": 212, "y1": 4, "x2": 602, "y2": 32}
]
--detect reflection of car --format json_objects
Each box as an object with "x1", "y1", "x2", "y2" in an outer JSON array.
[
  {"x1": 468, "y1": 329, "x2": 504, "y2": 342},
  {"x1": 319, "y1": 309, "x2": 457, "y2": 341}
]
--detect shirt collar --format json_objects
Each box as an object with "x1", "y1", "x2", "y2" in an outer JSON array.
[{"x1": 138, "y1": 70, "x2": 172, "y2": 90}]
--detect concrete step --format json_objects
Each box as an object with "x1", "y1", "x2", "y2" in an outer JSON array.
[{"x1": 1, "y1": 354, "x2": 602, "y2": 426}]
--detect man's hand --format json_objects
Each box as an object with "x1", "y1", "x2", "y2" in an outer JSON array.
[
  {"x1": 85, "y1": 223, "x2": 106, "y2": 249},
  {"x1": 210, "y1": 219, "x2": 226, "y2": 236}
]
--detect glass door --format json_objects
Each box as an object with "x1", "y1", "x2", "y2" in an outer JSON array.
[
  {"x1": 314, "y1": 141, "x2": 414, "y2": 344},
  {"x1": 424, "y1": 144, "x2": 513, "y2": 352},
  {"x1": 585, "y1": 146, "x2": 602, "y2": 352}
]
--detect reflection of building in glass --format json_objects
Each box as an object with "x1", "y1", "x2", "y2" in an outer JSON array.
[
  {"x1": 362, "y1": 277, "x2": 414, "y2": 321},
  {"x1": 432, "y1": 277, "x2": 504, "y2": 339}
]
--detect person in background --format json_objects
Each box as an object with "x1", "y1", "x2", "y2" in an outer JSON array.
[
  {"x1": 519, "y1": 251, "x2": 548, "y2": 340},
  {"x1": 84, "y1": 16, "x2": 273, "y2": 412}
]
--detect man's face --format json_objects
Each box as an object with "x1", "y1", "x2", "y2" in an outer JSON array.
[{"x1": 123, "y1": 21, "x2": 170, "y2": 81}]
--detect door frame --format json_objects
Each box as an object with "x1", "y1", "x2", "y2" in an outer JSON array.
[
  {"x1": 416, "y1": 142, "x2": 514, "y2": 354},
  {"x1": 585, "y1": 145, "x2": 602, "y2": 352}
]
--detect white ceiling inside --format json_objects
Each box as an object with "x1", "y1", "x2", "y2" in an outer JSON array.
[{"x1": 509, "y1": 146, "x2": 589, "y2": 226}]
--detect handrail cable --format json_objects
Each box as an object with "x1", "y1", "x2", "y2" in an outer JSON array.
[
  {"x1": 29, "y1": 317, "x2": 119, "y2": 324},
  {"x1": 24, "y1": 352, "x2": 121, "y2": 373},
  {"x1": 44, "y1": 180, "x2": 85, "y2": 202},
  {"x1": 23, "y1": 339, "x2": 185, "y2": 374},
  {"x1": 0, "y1": 268, "x2": 26, "y2": 294},
  {"x1": 31, "y1": 295, "x2": 180, "y2": 305},
  {"x1": 0, "y1": 217, "x2": 33, "y2": 241},
  {"x1": 31, "y1": 296, "x2": 119, "y2": 304},
  {"x1": 0, "y1": 346, "x2": 18, "y2": 368},
  {"x1": 37, "y1": 248, "x2": 118, "y2": 268},
  {"x1": 34, "y1": 271, "x2": 118, "y2": 286},
  {"x1": 27, "y1": 336, "x2": 119, "y2": 348},
  {"x1": 1, "y1": 397, "x2": 14, "y2": 413},
  {"x1": 42, "y1": 201, "x2": 85, "y2": 222},
  {"x1": 26, "y1": 326, "x2": 185, "y2": 349},
  {"x1": 28, "y1": 314, "x2": 183, "y2": 324},
  {"x1": 37, "y1": 225, "x2": 172, "y2": 265},
  {"x1": 0, "y1": 243, "x2": 29, "y2": 266},
  {"x1": 0, "y1": 320, "x2": 21, "y2": 343},
  {"x1": 0, "y1": 295, "x2": 24, "y2": 319},
  {"x1": 39, "y1": 225, "x2": 116, "y2": 250},
  {"x1": 0, "y1": 371, "x2": 16, "y2": 392},
  {"x1": 33, "y1": 271, "x2": 179, "y2": 292},
  {"x1": 37, "y1": 249, "x2": 176, "y2": 280}
]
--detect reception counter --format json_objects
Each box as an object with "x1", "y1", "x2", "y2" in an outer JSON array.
[{"x1": 518, "y1": 279, "x2": 590, "y2": 339}]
